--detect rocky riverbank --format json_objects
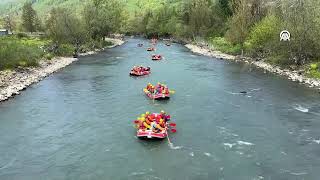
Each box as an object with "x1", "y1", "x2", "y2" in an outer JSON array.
[
  {"x1": 185, "y1": 44, "x2": 320, "y2": 89},
  {"x1": 0, "y1": 38, "x2": 125, "y2": 102}
]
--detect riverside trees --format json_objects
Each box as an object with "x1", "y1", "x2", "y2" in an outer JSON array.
[{"x1": 2, "y1": 0, "x2": 320, "y2": 72}]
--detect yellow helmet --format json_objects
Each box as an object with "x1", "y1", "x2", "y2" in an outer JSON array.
[
  {"x1": 146, "y1": 111, "x2": 150, "y2": 115},
  {"x1": 160, "y1": 110, "x2": 165, "y2": 114}
]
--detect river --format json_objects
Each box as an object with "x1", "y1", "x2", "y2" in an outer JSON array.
[{"x1": 0, "y1": 38, "x2": 320, "y2": 180}]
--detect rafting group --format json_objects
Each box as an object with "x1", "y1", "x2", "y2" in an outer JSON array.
[
  {"x1": 130, "y1": 66, "x2": 151, "y2": 76},
  {"x1": 144, "y1": 83, "x2": 170, "y2": 100},
  {"x1": 132, "y1": 38, "x2": 176, "y2": 139}
]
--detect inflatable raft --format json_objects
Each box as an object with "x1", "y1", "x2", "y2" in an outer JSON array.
[
  {"x1": 143, "y1": 88, "x2": 170, "y2": 100},
  {"x1": 134, "y1": 112, "x2": 173, "y2": 139},
  {"x1": 130, "y1": 71, "x2": 151, "y2": 76},
  {"x1": 137, "y1": 128, "x2": 168, "y2": 139},
  {"x1": 130, "y1": 67, "x2": 151, "y2": 77},
  {"x1": 152, "y1": 55, "x2": 162, "y2": 61},
  {"x1": 147, "y1": 47, "x2": 155, "y2": 51}
]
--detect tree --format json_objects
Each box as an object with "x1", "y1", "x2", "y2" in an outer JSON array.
[
  {"x1": 218, "y1": 0, "x2": 233, "y2": 17},
  {"x1": 225, "y1": 0, "x2": 254, "y2": 54},
  {"x1": 188, "y1": 0, "x2": 213, "y2": 37},
  {"x1": 280, "y1": 0, "x2": 320, "y2": 64},
  {"x1": 21, "y1": 2, "x2": 38, "y2": 33},
  {"x1": 3, "y1": 14, "x2": 16, "y2": 32},
  {"x1": 46, "y1": 8, "x2": 87, "y2": 47},
  {"x1": 83, "y1": 0, "x2": 127, "y2": 40}
]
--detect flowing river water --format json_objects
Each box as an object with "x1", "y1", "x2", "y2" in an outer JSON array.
[{"x1": 1, "y1": 38, "x2": 320, "y2": 180}]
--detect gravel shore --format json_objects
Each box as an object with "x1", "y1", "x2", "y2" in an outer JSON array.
[
  {"x1": 0, "y1": 38, "x2": 125, "y2": 102},
  {"x1": 185, "y1": 44, "x2": 320, "y2": 89}
]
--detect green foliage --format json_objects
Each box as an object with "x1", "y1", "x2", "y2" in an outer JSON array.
[
  {"x1": 209, "y1": 37, "x2": 241, "y2": 55},
  {"x1": 266, "y1": 54, "x2": 292, "y2": 67},
  {"x1": 21, "y1": 2, "x2": 40, "y2": 32},
  {"x1": 0, "y1": 36, "x2": 47, "y2": 70},
  {"x1": 16, "y1": 32, "x2": 28, "y2": 38},
  {"x1": 44, "y1": 53, "x2": 54, "y2": 60},
  {"x1": 83, "y1": 0, "x2": 127, "y2": 40},
  {"x1": 55, "y1": 44, "x2": 74, "y2": 57},
  {"x1": 245, "y1": 15, "x2": 281, "y2": 55},
  {"x1": 310, "y1": 63, "x2": 318, "y2": 70},
  {"x1": 46, "y1": 8, "x2": 87, "y2": 45},
  {"x1": 307, "y1": 63, "x2": 320, "y2": 79}
]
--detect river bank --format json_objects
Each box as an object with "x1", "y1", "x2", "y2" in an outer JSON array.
[
  {"x1": 185, "y1": 44, "x2": 320, "y2": 89},
  {"x1": 0, "y1": 38, "x2": 125, "y2": 102}
]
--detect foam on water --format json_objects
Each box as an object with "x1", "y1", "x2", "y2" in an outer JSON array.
[
  {"x1": 204, "y1": 152, "x2": 212, "y2": 157},
  {"x1": 169, "y1": 143, "x2": 183, "y2": 150},
  {"x1": 223, "y1": 143, "x2": 236, "y2": 148},
  {"x1": 237, "y1": 141, "x2": 255, "y2": 146},
  {"x1": 311, "y1": 139, "x2": 320, "y2": 144},
  {"x1": 290, "y1": 172, "x2": 308, "y2": 176},
  {"x1": 189, "y1": 152, "x2": 194, "y2": 157},
  {"x1": 293, "y1": 105, "x2": 309, "y2": 113}
]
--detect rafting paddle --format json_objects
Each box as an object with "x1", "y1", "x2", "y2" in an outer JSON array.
[
  {"x1": 171, "y1": 129, "x2": 177, "y2": 133},
  {"x1": 134, "y1": 120, "x2": 140, "y2": 124},
  {"x1": 169, "y1": 123, "x2": 176, "y2": 127},
  {"x1": 169, "y1": 90, "x2": 175, "y2": 94}
]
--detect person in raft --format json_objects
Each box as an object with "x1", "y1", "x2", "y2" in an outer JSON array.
[
  {"x1": 136, "y1": 111, "x2": 170, "y2": 132},
  {"x1": 132, "y1": 66, "x2": 150, "y2": 74},
  {"x1": 146, "y1": 83, "x2": 169, "y2": 95}
]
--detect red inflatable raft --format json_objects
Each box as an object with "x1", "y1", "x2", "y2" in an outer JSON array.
[
  {"x1": 152, "y1": 55, "x2": 162, "y2": 61},
  {"x1": 137, "y1": 128, "x2": 168, "y2": 139},
  {"x1": 143, "y1": 88, "x2": 170, "y2": 100},
  {"x1": 147, "y1": 47, "x2": 155, "y2": 51},
  {"x1": 134, "y1": 112, "x2": 175, "y2": 139},
  {"x1": 130, "y1": 67, "x2": 151, "y2": 76}
]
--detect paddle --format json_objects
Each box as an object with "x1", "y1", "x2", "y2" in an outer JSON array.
[
  {"x1": 169, "y1": 90, "x2": 175, "y2": 94},
  {"x1": 134, "y1": 120, "x2": 140, "y2": 124},
  {"x1": 171, "y1": 129, "x2": 177, "y2": 133},
  {"x1": 169, "y1": 123, "x2": 176, "y2": 127}
]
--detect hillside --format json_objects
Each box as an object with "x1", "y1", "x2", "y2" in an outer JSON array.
[
  {"x1": 0, "y1": 0, "x2": 166, "y2": 16},
  {"x1": 0, "y1": 0, "x2": 90, "y2": 16}
]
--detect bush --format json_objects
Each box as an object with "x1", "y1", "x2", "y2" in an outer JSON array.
[
  {"x1": 44, "y1": 53, "x2": 54, "y2": 60},
  {"x1": 0, "y1": 37, "x2": 47, "y2": 70},
  {"x1": 55, "y1": 44, "x2": 74, "y2": 56},
  {"x1": 16, "y1": 32, "x2": 28, "y2": 39},
  {"x1": 267, "y1": 54, "x2": 292, "y2": 67},
  {"x1": 310, "y1": 63, "x2": 318, "y2": 70},
  {"x1": 245, "y1": 15, "x2": 281, "y2": 55},
  {"x1": 208, "y1": 37, "x2": 241, "y2": 55}
]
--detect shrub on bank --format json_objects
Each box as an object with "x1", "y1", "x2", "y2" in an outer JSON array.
[
  {"x1": 55, "y1": 44, "x2": 74, "y2": 56},
  {"x1": 244, "y1": 15, "x2": 281, "y2": 57},
  {"x1": 208, "y1": 37, "x2": 241, "y2": 55},
  {"x1": 0, "y1": 36, "x2": 46, "y2": 70},
  {"x1": 307, "y1": 63, "x2": 320, "y2": 78}
]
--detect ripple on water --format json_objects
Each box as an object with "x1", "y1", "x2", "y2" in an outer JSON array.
[{"x1": 293, "y1": 104, "x2": 309, "y2": 113}]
